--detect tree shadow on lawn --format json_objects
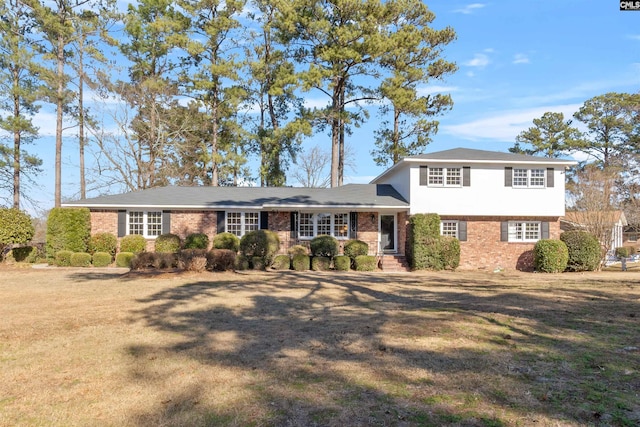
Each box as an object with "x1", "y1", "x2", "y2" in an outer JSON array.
[{"x1": 125, "y1": 272, "x2": 640, "y2": 426}]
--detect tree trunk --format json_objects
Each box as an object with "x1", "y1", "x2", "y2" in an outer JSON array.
[
  {"x1": 12, "y1": 72, "x2": 20, "y2": 209},
  {"x1": 78, "y1": 37, "x2": 86, "y2": 199},
  {"x1": 55, "y1": 33, "x2": 64, "y2": 208},
  {"x1": 211, "y1": 101, "x2": 219, "y2": 186},
  {"x1": 393, "y1": 106, "x2": 400, "y2": 164}
]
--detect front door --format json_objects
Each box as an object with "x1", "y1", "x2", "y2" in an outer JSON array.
[{"x1": 380, "y1": 214, "x2": 396, "y2": 253}]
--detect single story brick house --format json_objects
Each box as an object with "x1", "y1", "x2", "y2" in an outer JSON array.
[{"x1": 63, "y1": 148, "x2": 577, "y2": 270}]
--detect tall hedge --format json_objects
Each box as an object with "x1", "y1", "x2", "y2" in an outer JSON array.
[
  {"x1": 560, "y1": 230, "x2": 602, "y2": 272},
  {"x1": 0, "y1": 208, "x2": 34, "y2": 257},
  {"x1": 534, "y1": 239, "x2": 568, "y2": 273},
  {"x1": 406, "y1": 213, "x2": 441, "y2": 268},
  {"x1": 46, "y1": 208, "x2": 91, "y2": 261}
]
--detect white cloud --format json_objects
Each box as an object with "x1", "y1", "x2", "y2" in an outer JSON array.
[
  {"x1": 453, "y1": 3, "x2": 486, "y2": 14},
  {"x1": 513, "y1": 53, "x2": 530, "y2": 64},
  {"x1": 416, "y1": 85, "x2": 459, "y2": 96},
  {"x1": 628, "y1": 35, "x2": 640, "y2": 40},
  {"x1": 441, "y1": 104, "x2": 582, "y2": 141},
  {"x1": 464, "y1": 53, "x2": 490, "y2": 68}
]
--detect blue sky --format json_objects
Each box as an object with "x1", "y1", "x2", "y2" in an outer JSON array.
[{"x1": 17, "y1": 1, "x2": 640, "y2": 211}]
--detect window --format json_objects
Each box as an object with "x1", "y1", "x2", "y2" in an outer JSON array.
[
  {"x1": 227, "y1": 212, "x2": 259, "y2": 237},
  {"x1": 428, "y1": 167, "x2": 461, "y2": 186},
  {"x1": 513, "y1": 168, "x2": 545, "y2": 188},
  {"x1": 440, "y1": 221, "x2": 459, "y2": 238},
  {"x1": 128, "y1": 211, "x2": 162, "y2": 237},
  {"x1": 508, "y1": 221, "x2": 540, "y2": 242},
  {"x1": 298, "y1": 213, "x2": 350, "y2": 239}
]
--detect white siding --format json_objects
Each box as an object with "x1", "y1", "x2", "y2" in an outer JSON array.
[
  {"x1": 379, "y1": 166, "x2": 411, "y2": 204},
  {"x1": 408, "y1": 164, "x2": 567, "y2": 216}
]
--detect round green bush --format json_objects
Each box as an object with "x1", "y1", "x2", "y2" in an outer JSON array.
[
  {"x1": 115, "y1": 252, "x2": 134, "y2": 268},
  {"x1": 55, "y1": 250, "x2": 73, "y2": 267},
  {"x1": 251, "y1": 256, "x2": 266, "y2": 270},
  {"x1": 311, "y1": 256, "x2": 331, "y2": 271},
  {"x1": 0, "y1": 208, "x2": 34, "y2": 257},
  {"x1": 287, "y1": 244, "x2": 309, "y2": 256},
  {"x1": 292, "y1": 254, "x2": 310, "y2": 271},
  {"x1": 184, "y1": 233, "x2": 210, "y2": 249},
  {"x1": 343, "y1": 239, "x2": 368, "y2": 260},
  {"x1": 213, "y1": 232, "x2": 240, "y2": 253},
  {"x1": 560, "y1": 230, "x2": 602, "y2": 272},
  {"x1": 7, "y1": 246, "x2": 36, "y2": 263},
  {"x1": 206, "y1": 249, "x2": 236, "y2": 271},
  {"x1": 89, "y1": 233, "x2": 117, "y2": 256},
  {"x1": 534, "y1": 239, "x2": 568, "y2": 273},
  {"x1": 310, "y1": 235, "x2": 338, "y2": 258},
  {"x1": 615, "y1": 246, "x2": 635, "y2": 259},
  {"x1": 70, "y1": 252, "x2": 92, "y2": 267},
  {"x1": 355, "y1": 255, "x2": 378, "y2": 271},
  {"x1": 272, "y1": 254, "x2": 291, "y2": 270},
  {"x1": 334, "y1": 255, "x2": 351, "y2": 271},
  {"x1": 155, "y1": 233, "x2": 182, "y2": 253},
  {"x1": 235, "y1": 254, "x2": 249, "y2": 270},
  {"x1": 239, "y1": 230, "x2": 280, "y2": 266},
  {"x1": 92, "y1": 252, "x2": 113, "y2": 267},
  {"x1": 120, "y1": 234, "x2": 146, "y2": 254}
]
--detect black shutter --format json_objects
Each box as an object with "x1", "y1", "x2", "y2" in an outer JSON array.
[
  {"x1": 546, "y1": 168, "x2": 554, "y2": 188},
  {"x1": 463, "y1": 167, "x2": 471, "y2": 187},
  {"x1": 505, "y1": 167, "x2": 513, "y2": 187},
  {"x1": 458, "y1": 221, "x2": 467, "y2": 241},
  {"x1": 419, "y1": 165, "x2": 428, "y2": 186},
  {"x1": 117, "y1": 210, "x2": 126, "y2": 237},
  {"x1": 260, "y1": 211, "x2": 269, "y2": 230},
  {"x1": 162, "y1": 210, "x2": 171, "y2": 234},
  {"x1": 500, "y1": 221, "x2": 509, "y2": 241},
  {"x1": 350, "y1": 212, "x2": 358, "y2": 239},
  {"x1": 290, "y1": 211, "x2": 298, "y2": 238},
  {"x1": 541, "y1": 222, "x2": 550, "y2": 239},
  {"x1": 217, "y1": 211, "x2": 226, "y2": 233}
]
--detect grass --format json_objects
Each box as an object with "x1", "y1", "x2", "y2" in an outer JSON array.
[{"x1": 0, "y1": 266, "x2": 639, "y2": 426}]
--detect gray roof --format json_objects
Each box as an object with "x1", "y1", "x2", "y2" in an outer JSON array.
[
  {"x1": 407, "y1": 148, "x2": 576, "y2": 164},
  {"x1": 62, "y1": 184, "x2": 409, "y2": 210}
]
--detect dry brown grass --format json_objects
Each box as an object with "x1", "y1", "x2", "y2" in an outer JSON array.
[{"x1": 1, "y1": 266, "x2": 639, "y2": 426}]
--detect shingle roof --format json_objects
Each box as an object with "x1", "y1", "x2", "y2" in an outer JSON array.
[
  {"x1": 62, "y1": 184, "x2": 409, "y2": 210},
  {"x1": 406, "y1": 148, "x2": 577, "y2": 164}
]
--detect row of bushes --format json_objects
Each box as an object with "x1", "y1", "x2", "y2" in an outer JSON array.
[
  {"x1": 534, "y1": 230, "x2": 602, "y2": 273},
  {"x1": 270, "y1": 254, "x2": 377, "y2": 271}
]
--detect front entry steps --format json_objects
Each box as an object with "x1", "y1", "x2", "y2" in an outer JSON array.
[{"x1": 379, "y1": 255, "x2": 410, "y2": 272}]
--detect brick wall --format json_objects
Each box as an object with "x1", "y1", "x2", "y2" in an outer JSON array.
[
  {"x1": 170, "y1": 211, "x2": 217, "y2": 243},
  {"x1": 90, "y1": 210, "x2": 118, "y2": 235},
  {"x1": 357, "y1": 212, "x2": 379, "y2": 254},
  {"x1": 441, "y1": 216, "x2": 561, "y2": 271}
]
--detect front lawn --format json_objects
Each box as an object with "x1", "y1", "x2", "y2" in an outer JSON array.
[{"x1": 1, "y1": 267, "x2": 638, "y2": 426}]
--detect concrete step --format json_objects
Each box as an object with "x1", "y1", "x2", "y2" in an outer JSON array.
[{"x1": 380, "y1": 255, "x2": 410, "y2": 272}]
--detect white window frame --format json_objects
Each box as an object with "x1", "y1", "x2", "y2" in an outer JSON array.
[
  {"x1": 440, "y1": 220, "x2": 459, "y2": 238},
  {"x1": 128, "y1": 211, "x2": 162, "y2": 238},
  {"x1": 298, "y1": 212, "x2": 350, "y2": 240},
  {"x1": 508, "y1": 221, "x2": 541, "y2": 242},
  {"x1": 513, "y1": 168, "x2": 545, "y2": 188},
  {"x1": 226, "y1": 211, "x2": 260, "y2": 237},
  {"x1": 428, "y1": 167, "x2": 461, "y2": 187}
]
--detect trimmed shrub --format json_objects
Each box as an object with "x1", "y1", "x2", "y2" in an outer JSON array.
[
  {"x1": 184, "y1": 233, "x2": 209, "y2": 250},
  {"x1": 406, "y1": 213, "x2": 441, "y2": 269},
  {"x1": 179, "y1": 249, "x2": 207, "y2": 272},
  {"x1": 441, "y1": 236, "x2": 461, "y2": 270},
  {"x1": 92, "y1": 252, "x2": 112, "y2": 267},
  {"x1": 235, "y1": 254, "x2": 249, "y2": 270},
  {"x1": 334, "y1": 255, "x2": 351, "y2": 271},
  {"x1": 251, "y1": 256, "x2": 265, "y2": 270},
  {"x1": 70, "y1": 252, "x2": 92, "y2": 267},
  {"x1": 46, "y1": 208, "x2": 90, "y2": 261},
  {"x1": 312, "y1": 256, "x2": 331, "y2": 271},
  {"x1": 615, "y1": 246, "x2": 635, "y2": 259},
  {"x1": 213, "y1": 232, "x2": 240, "y2": 253},
  {"x1": 240, "y1": 230, "x2": 280, "y2": 266},
  {"x1": 534, "y1": 239, "x2": 569, "y2": 273},
  {"x1": 354, "y1": 255, "x2": 377, "y2": 271},
  {"x1": 0, "y1": 208, "x2": 34, "y2": 258},
  {"x1": 55, "y1": 250, "x2": 73, "y2": 267},
  {"x1": 131, "y1": 252, "x2": 177, "y2": 270},
  {"x1": 120, "y1": 234, "x2": 146, "y2": 254},
  {"x1": 89, "y1": 233, "x2": 117, "y2": 256},
  {"x1": 8, "y1": 246, "x2": 36, "y2": 263},
  {"x1": 560, "y1": 230, "x2": 602, "y2": 272},
  {"x1": 120, "y1": 234, "x2": 147, "y2": 254},
  {"x1": 115, "y1": 252, "x2": 134, "y2": 268},
  {"x1": 272, "y1": 254, "x2": 291, "y2": 270},
  {"x1": 343, "y1": 239, "x2": 368, "y2": 260},
  {"x1": 310, "y1": 235, "x2": 338, "y2": 258},
  {"x1": 206, "y1": 249, "x2": 236, "y2": 271},
  {"x1": 292, "y1": 254, "x2": 310, "y2": 271},
  {"x1": 155, "y1": 233, "x2": 181, "y2": 253},
  {"x1": 413, "y1": 237, "x2": 444, "y2": 271},
  {"x1": 287, "y1": 244, "x2": 309, "y2": 256}
]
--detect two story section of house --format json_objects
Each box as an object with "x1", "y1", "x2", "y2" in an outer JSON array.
[{"x1": 371, "y1": 148, "x2": 577, "y2": 269}]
